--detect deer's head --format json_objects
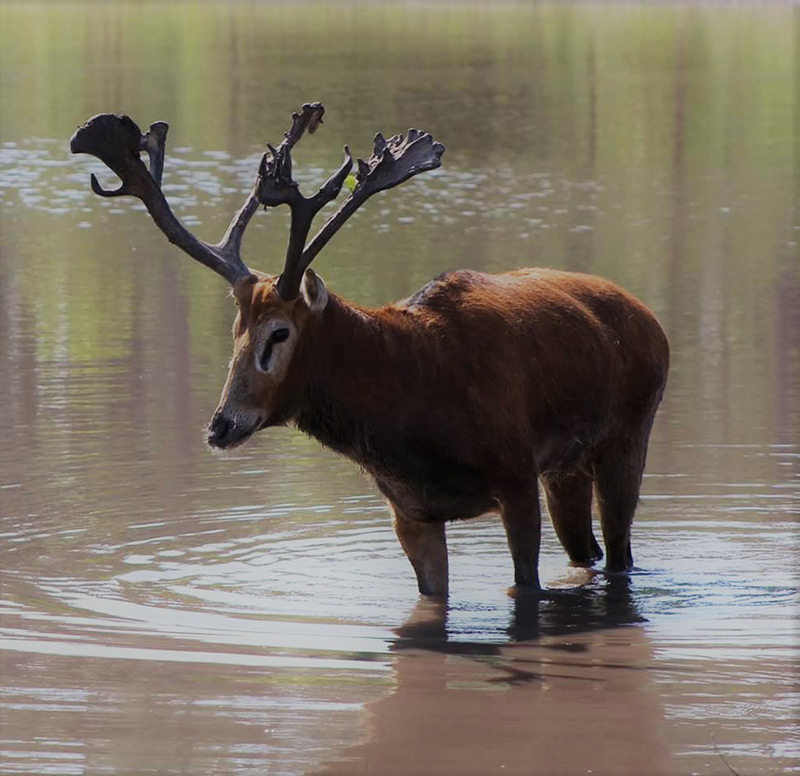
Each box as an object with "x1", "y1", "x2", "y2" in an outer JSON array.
[
  {"x1": 70, "y1": 104, "x2": 444, "y2": 450},
  {"x1": 207, "y1": 270, "x2": 328, "y2": 449}
]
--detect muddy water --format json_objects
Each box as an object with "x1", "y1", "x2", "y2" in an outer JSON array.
[{"x1": 0, "y1": 2, "x2": 798, "y2": 775}]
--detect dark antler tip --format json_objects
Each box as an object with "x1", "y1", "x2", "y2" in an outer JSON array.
[
  {"x1": 302, "y1": 101, "x2": 325, "y2": 117},
  {"x1": 147, "y1": 121, "x2": 169, "y2": 137},
  {"x1": 70, "y1": 113, "x2": 144, "y2": 164}
]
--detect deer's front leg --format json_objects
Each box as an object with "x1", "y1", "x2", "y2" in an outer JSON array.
[
  {"x1": 498, "y1": 484, "x2": 542, "y2": 589},
  {"x1": 391, "y1": 506, "x2": 449, "y2": 597}
]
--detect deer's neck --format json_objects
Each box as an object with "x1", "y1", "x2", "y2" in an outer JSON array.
[{"x1": 294, "y1": 294, "x2": 417, "y2": 461}]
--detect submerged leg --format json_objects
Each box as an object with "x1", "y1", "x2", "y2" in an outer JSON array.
[
  {"x1": 392, "y1": 507, "x2": 449, "y2": 596},
  {"x1": 498, "y1": 484, "x2": 542, "y2": 589},
  {"x1": 542, "y1": 470, "x2": 603, "y2": 566},
  {"x1": 592, "y1": 434, "x2": 650, "y2": 572}
]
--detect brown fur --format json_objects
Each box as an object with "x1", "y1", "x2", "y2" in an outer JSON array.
[{"x1": 210, "y1": 267, "x2": 669, "y2": 596}]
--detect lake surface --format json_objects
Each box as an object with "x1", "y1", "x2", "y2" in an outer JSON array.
[{"x1": 0, "y1": 2, "x2": 798, "y2": 774}]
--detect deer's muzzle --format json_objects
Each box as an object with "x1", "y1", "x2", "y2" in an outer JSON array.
[{"x1": 207, "y1": 410, "x2": 261, "y2": 450}]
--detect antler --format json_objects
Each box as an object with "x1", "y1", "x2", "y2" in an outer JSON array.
[
  {"x1": 264, "y1": 123, "x2": 445, "y2": 300},
  {"x1": 301, "y1": 129, "x2": 445, "y2": 270},
  {"x1": 69, "y1": 107, "x2": 323, "y2": 287},
  {"x1": 254, "y1": 104, "x2": 354, "y2": 300},
  {"x1": 71, "y1": 104, "x2": 445, "y2": 299}
]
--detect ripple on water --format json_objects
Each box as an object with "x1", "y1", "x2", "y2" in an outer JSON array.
[{"x1": 1, "y1": 136, "x2": 798, "y2": 773}]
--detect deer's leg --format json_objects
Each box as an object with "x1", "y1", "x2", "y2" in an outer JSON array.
[
  {"x1": 592, "y1": 433, "x2": 650, "y2": 572},
  {"x1": 498, "y1": 484, "x2": 542, "y2": 589},
  {"x1": 392, "y1": 507, "x2": 449, "y2": 597},
  {"x1": 542, "y1": 470, "x2": 603, "y2": 566}
]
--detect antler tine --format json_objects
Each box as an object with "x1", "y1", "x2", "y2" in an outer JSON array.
[
  {"x1": 253, "y1": 103, "x2": 355, "y2": 300},
  {"x1": 140, "y1": 121, "x2": 168, "y2": 186},
  {"x1": 70, "y1": 113, "x2": 255, "y2": 286},
  {"x1": 257, "y1": 102, "x2": 325, "y2": 208},
  {"x1": 298, "y1": 129, "x2": 445, "y2": 270},
  {"x1": 272, "y1": 146, "x2": 354, "y2": 300}
]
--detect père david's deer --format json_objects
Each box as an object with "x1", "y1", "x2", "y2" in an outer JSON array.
[{"x1": 70, "y1": 103, "x2": 669, "y2": 596}]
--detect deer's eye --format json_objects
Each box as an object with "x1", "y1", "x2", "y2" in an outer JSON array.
[{"x1": 272, "y1": 328, "x2": 290, "y2": 344}]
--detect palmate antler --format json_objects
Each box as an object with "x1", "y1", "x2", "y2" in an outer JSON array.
[
  {"x1": 277, "y1": 128, "x2": 445, "y2": 299},
  {"x1": 70, "y1": 103, "x2": 445, "y2": 297}
]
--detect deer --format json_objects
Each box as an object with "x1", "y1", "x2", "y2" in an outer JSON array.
[{"x1": 70, "y1": 103, "x2": 669, "y2": 598}]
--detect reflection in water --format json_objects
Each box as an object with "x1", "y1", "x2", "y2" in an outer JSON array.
[
  {"x1": 391, "y1": 577, "x2": 647, "y2": 651},
  {"x1": 315, "y1": 582, "x2": 675, "y2": 776},
  {"x1": 1, "y1": 2, "x2": 798, "y2": 775}
]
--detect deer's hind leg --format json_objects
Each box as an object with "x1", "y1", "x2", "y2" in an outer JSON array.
[
  {"x1": 541, "y1": 469, "x2": 603, "y2": 566},
  {"x1": 592, "y1": 431, "x2": 651, "y2": 572}
]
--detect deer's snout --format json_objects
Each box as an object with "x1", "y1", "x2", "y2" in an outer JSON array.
[
  {"x1": 207, "y1": 410, "x2": 234, "y2": 449},
  {"x1": 207, "y1": 408, "x2": 264, "y2": 450}
]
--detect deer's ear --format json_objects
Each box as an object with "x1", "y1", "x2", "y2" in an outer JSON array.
[{"x1": 301, "y1": 268, "x2": 328, "y2": 314}]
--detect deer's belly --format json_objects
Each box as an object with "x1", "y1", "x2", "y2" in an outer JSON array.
[
  {"x1": 367, "y1": 440, "x2": 496, "y2": 522},
  {"x1": 374, "y1": 475, "x2": 496, "y2": 522}
]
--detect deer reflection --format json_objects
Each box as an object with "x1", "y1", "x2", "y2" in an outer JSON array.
[{"x1": 313, "y1": 579, "x2": 674, "y2": 776}]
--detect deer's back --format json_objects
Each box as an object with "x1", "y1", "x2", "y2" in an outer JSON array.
[{"x1": 398, "y1": 268, "x2": 669, "y2": 458}]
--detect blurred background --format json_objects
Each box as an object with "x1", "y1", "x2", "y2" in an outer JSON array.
[{"x1": 0, "y1": 3, "x2": 797, "y2": 775}]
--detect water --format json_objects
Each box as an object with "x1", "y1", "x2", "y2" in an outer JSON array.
[{"x1": 0, "y1": 2, "x2": 798, "y2": 774}]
